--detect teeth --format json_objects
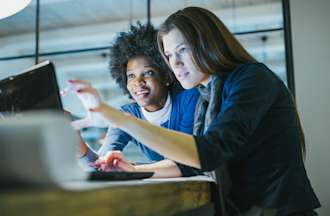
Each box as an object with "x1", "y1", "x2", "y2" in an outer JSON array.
[{"x1": 136, "y1": 90, "x2": 149, "y2": 95}]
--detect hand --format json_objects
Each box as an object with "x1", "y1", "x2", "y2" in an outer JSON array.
[
  {"x1": 65, "y1": 80, "x2": 109, "y2": 129},
  {"x1": 71, "y1": 80, "x2": 129, "y2": 129},
  {"x1": 69, "y1": 80, "x2": 101, "y2": 109},
  {"x1": 92, "y1": 151, "x2": 135, "y2": 172}
]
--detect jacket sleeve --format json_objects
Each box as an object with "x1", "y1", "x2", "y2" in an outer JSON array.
[
  {"x1": 97, "y1": 127, "x2": 132, "y2": 156},
  {"x1": 175, "y1": 162, "x2": 204, "y2": 177},
  {"x1": 97, "y1": 106, "x2": 133, "y2": 156},
  {"x1": 78, "y1": 148, "x2": 98, "y2": 171},
  {"x1": 194, "y1": 64, "x2": 281, "y2": 171}
]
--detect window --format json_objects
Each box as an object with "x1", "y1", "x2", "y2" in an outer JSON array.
[{"x1": 0, "y1": 0, "x2": 290, "y2": 162}]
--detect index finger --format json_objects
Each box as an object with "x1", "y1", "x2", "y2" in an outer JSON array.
[
  {"x1": 68, "y1": 79, "x2": 92, "y2": 87},
  {"x1": 76, "y1": 87, "x2": 99, "y2": 96}
]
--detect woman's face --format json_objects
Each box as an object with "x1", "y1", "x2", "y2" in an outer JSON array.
[
  {"x1": 126, "y1": 56, "x2": 168, "y2": 112},
  {"x1": 162, "y1": 28, "x2": 210, "y2": 89}
]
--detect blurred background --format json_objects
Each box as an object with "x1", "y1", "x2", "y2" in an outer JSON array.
[{"x1": 0, "y1": 0, "x2": 286, "y2": 162}]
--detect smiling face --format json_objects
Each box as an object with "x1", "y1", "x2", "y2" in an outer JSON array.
[
  {"x1": 126, "y1": 56, "x2": 168, "y2": 112},
  {"x1": 162, "y1": 28, "x2": 210, "y2": 89}
]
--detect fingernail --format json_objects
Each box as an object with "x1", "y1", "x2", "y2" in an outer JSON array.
[
  {"x1": 60, "y1": 90, "x2": 65, "y2": 96},
  {"x1": 113, "y1": 159, "x2": 118, "y2": 167}
]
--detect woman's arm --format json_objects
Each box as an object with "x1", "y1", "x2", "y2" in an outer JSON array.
[
  {"x1": 79, "y1": 136, "x2": 89, "y2": 156},
  {"x1": 134, "y1": 160, "x2": 182, "y2": 178}
]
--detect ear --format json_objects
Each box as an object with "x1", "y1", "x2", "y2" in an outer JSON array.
[
  {"x1": 163, "y1": 75, "x2": 171, "y2": 87},
  {"x1": 164, "y1": 74, "x2": 172, "y2": 87},
  {"x1": 163, "y1": 71, "x2": 174, "y2": 87}
]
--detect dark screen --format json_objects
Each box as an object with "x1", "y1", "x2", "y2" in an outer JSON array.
[{"x1": 0, "y1": 61, "x2": 63, "y2": 115}]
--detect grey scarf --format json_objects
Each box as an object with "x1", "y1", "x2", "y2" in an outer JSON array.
[
  {"x1": 194, "y1": 74, "x2": 233, "y2": 215},
  {"x1": 193, "y1": 75, "x2": 223, "y2": 135}
]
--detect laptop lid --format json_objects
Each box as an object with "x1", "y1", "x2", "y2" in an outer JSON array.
[{"x1": 0, "y1": 60, "x2": 62, "y2": 116}]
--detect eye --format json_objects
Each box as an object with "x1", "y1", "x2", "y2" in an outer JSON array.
[
  {"x1": 144, "y1": 70, "x2": 155, "y2": 77},
  {"x1": 178, "y1": 47, "x2": 187, "y2": 54},
  {"x1": 127, "y1": 73, "x2": 135, "y2": 80}
]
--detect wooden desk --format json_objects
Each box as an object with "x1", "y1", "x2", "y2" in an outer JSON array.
[{"x1": 0, "y1": 177, "x2": 216, "y2": 216}]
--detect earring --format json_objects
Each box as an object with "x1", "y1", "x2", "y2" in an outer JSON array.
[{"x1": 166, "y1": 82, "x2": 170, "y2": 86}]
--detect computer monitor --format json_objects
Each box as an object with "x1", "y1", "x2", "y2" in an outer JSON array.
[{"x1": 0, "y1": 60, "x2": 63, "y2": 116}]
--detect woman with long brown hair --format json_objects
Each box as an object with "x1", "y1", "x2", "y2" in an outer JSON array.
[{"x1": 82, "y1": 7, "x2": 320, "y2": 216}]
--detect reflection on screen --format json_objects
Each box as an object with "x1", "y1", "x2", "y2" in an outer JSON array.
[{"x1": 0, "y1": 61, "x2": 62, "y2": 117}]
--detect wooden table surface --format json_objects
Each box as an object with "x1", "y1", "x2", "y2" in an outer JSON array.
[{"x1": 0, "y1": 178, "x2": 215, "y2": 216}]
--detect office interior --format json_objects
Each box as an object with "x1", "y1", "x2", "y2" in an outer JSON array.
[{"x1": 0, "y1": 0, "x2": 329, "y2": 215}]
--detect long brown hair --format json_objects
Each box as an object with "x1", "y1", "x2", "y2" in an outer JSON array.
[
  {"x1": 157, "y1": 7, "x2": 256, "y2": 76},
  {"x1": 157, "y1": 7, "x2": 306, "y2": 159}
]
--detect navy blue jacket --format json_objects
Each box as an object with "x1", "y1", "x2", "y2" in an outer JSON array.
[{"x1": 194, "y1": 63, "x2": 320, "y2": 214}]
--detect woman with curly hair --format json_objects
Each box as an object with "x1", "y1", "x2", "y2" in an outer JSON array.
[{"x1": 74, "y1": 23, "x2": 200, "y2": 178}]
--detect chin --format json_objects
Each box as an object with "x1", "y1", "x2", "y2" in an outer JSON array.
[
  {"x1": 180, "y1": 81, "x2": 198, "y2": 89},
  {"x1": 135, "y1": 99, "x2": 147, "y2": 107}
]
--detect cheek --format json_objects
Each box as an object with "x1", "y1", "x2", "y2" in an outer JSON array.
[
  {"x1": 148, "y1": 79, "x2": 161, "y2": 90},
  {"x1": 126, "y1": 83, "x2": 134, "y2": 93},
  {"x1": 184, "y1": 55, "x2": 195, "y2": 67},
  {"x1": 168, "y1": 58, "x2": 175, "y2": 70}
]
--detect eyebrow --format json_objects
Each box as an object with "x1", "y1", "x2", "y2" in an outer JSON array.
[
  {"x1": 127, "y1": 65, "x2": 154, "y2": 72},
  {"x1": 175, "y1": 42, "x2": 186, "y2": 49},
  {"x1": 164, "y1": 42, "x2": 186, "y2": 53}
]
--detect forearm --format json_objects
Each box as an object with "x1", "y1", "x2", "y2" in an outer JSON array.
[
  {"x1": 107, "y1": 108, "x2": 201, "y2": 169},
  {"x1": 78, "y1": 147, "x2": 99, "y2": 171},
  {"x1": 78, "y1": 134, "x2": 99, "y2": 162},
  {"x1": 78, "y1": 133, "x2": 89, "y2": 157},
  {"x1": 134, "y1": 160, "x2": 182, "y2": 178}
]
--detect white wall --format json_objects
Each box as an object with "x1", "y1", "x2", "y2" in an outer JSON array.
[{"x1": 290, "y1": 0, "x2": 330, "y2": 214}]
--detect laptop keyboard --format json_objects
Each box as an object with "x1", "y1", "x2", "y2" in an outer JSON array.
[{"x1": 89, "y1": 171, "x2": 154, "y2": 181}]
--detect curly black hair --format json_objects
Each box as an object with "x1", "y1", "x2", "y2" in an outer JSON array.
[{"x1": 109, "y1": 23, "x2": 181, "y2": 96}]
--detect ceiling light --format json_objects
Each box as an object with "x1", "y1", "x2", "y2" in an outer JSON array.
[{"x1": 0, "y1": 0, "x2": 31, "y2": 20}]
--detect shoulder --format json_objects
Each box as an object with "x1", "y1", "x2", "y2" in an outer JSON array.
[
  {"x1": 223, "y1": 63, "x2": 284, "y2": 99},
  {"x1": 172, "y1": 88, "x2": 200, "y2": 109},
  {"x1": 226, "y1": 63, "x2": 281, "y2": 84},
  {"x1": 172, "y1": 88, "x2": 200, "y2": 102},
  {"x1": 223, "y1": 63, "x2": 284, "y2": 93},
  {"x1": 120, "y1": 102, "x2": 141, "y2": 116}
]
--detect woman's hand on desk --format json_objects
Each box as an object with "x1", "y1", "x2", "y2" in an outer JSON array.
[
  {"x1": 93, "y1": 151, "x2": 183, "y2": 178},
  {"x1": 93, "y1": 151, "x2": 135, "y2": 172}
]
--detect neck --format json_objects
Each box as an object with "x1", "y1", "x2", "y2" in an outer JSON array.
[
  {"x1": 143, "y1": 95, "x2": 168, "y2": 112},
  {"x1": 144, "y1": 102, "x2": 164, "y2": 112},
  {"x1": 201, "y1": 75, "x2": 212, "y2": 87},
  {"x1": 141, "y1": 93, "x2": 172, "y2": 126}
]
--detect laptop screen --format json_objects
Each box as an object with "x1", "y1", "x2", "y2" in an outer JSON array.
[{"x1": 0, "y1": 61, "x2": 63, "y2": 116}]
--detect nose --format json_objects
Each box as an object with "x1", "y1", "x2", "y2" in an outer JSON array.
[{"x1": 133, "y1": 76, "x2": 146, "y2": 87}]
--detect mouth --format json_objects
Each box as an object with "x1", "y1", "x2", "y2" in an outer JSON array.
[{"x1": 135, "y1": 88, "x2": 150, "y2": 99}]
